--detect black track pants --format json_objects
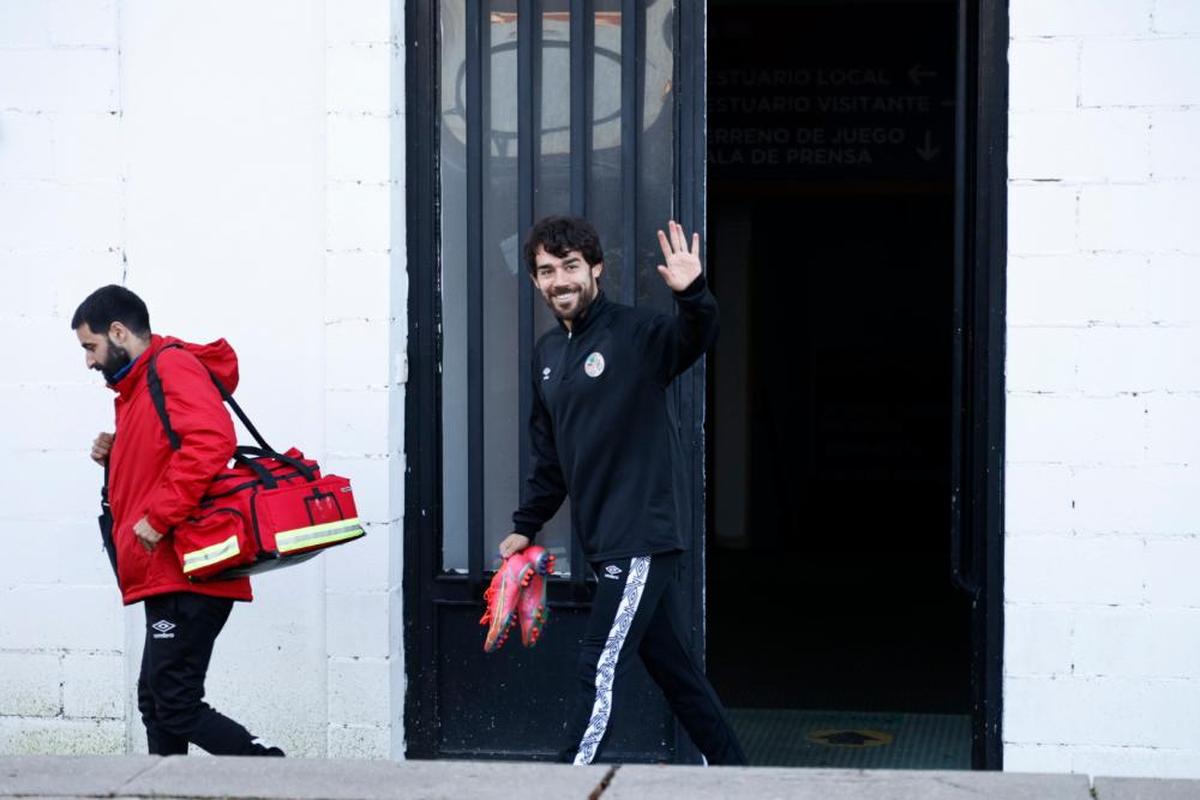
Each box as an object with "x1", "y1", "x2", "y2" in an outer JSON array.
[
  {"x1": 138, "y1": 592, "x2": 283, "y2": 756},
  {"x1": 563, "y1": 552, "x2": 746, "y2": 766}
]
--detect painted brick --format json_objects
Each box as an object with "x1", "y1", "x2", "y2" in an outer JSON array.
[
  {"x1": 326, "y1": 319, "x2": 392, "y2": 389},
  {"x1": 1009, "y1": 110, "x2": 1150, "y2": 182},
  {"x1": 1006, "y1": 394, "x2": 1148, "y2": 466},
  {"x1": 1007, "y1": 254, "x2": 1151, "y2": 327},
  {"x1": 326, "y1": 44, "x2": 394, "y2": 116},
  {"x1": 0, "y1": 520, "x2": 115, "y2": 587},
  {"x1": 0, "y1": 113, "x2": 55, "y2": 181},
  {"x1": 1069, "y1": 466, "x2": 1200, "y2": 536},
  {"x1": 1082, "y1": 39, "x2": 1200, "y2": 107},
  {"x1": 49, "y1": 0, "x2": 119, "y2": 48},
  {"x1": 1005, "y1": 327, "x2": 1080, "y2": 394},
  {"x1": 325, "y1": 251, "x2": 392, "y2": 323},
  {"x1": 388, "y1": 587, "x2": 403, "y2": 665},
  {"x1": 1145, "y1": 393, "x2": 1200, "y2": 464},
  {"x1": 0, "y1": 2, "x2": 52, "y2": 47},
  {"x1": 328, "y1": 657, "x2": 391, "y2": 726},
  {"x1": 388, "y1": 266, "x2": 408, "y2": 332},
  {"x1": 0, "y1": 586, "x2": 122, "y2": 651},
  {"x1": 0, "y1": 50, "x2": 119, "y2": 114},
  {"x1": 1002, "y1": 743, "x2": 1071, "y2": 774},
  {"x1": 1005, "y1": 534, "x2": 1145, "y2": 605},
  {"x1": 202, "y1": 583, "x2": 328, "y2": 758},
  {"x1": 1010, "y1": 0, "x2": 1152, "y2": 37},
  {"x1": 1074, "y1": 745, "x2": 1200, "y2": 779},
  {"x1": 5, "y1": 384, "x2": 113, "y2": 452},
  {"x1": 1146, "y1": 254, "x2": 1200, "y2": 325},
  {"x1": 325, "y1": 522, "x2": 391, "y2": 593},
  {"x1": 0, "y1": 181, "x2": 122, "y2": 256},
  {"x1": 1008, "y1": 39, "x2": 1079, "y2": 113},
  {"x1": 119, "y1": 1, "x2": 323, "y2": 120},
  {"x1": 52, "y1": 112, "x2": 123, "y2": 183},
  {"x1": 326, "y1": 389, "x2": 390, "y2": 457},
  {"x1": 0, "y1": 652, "x2": 62, "y2": 717},
  {"x1": 1004, "y1": 604, "x2": 1076, "y2": 677},
  {"x1": 387, "y1": 385, "x2": 405, "y2": 456},
  {"x1": 386, "y1": 518, "x2": 405, "y2": 592},
  {"x1": 1005, "y1": 463, "x2": 1077, "y2": 534},
  {"x1": 0, "y1": 250, "x2": 126, "y2": 320},
  {"x1": 327, "y1": 114, "x2": 392, "y2": 183},
  {"x1": 327, "y1": 723, "x2": 390, "y2": 759},
  {"x1": 0, "y1": 718, "x2": 123, "y2": 755},
  {"x1": 1147, "y1": 537, "x2": 1200, "y2": 607},
  {"x1": 388, "y1": 617, "x2": 405, "y2": 734},
  {"x1": 1154, "y1": 0, "x2": 1200, "y2": 34},
  {"x1": 1080, "y1": 184, "x2": 1200, "y2": 254},
  {"x1": 1075, "y1": 327, "x2": 1200, "y2": 394},
  {"x1": 1007, "y1": 183, "x2": 1077, "y2": 256},
  {"x1": 62, "y1": 652, "x2": 124, "y2": 719},
  {"x1": 326, "y1": 592, "x2": 390, "y2": 659},
  {"x1": 327, "y1": 181, "x2": 392, "y2": 253},
  {"x1": 326, "y1": 0, "x2": 394, "y2": 44},
  {"x1": 1151, "y1": 109, "x2": 1200, "y2": 179},
  {"x1": 1072, "y1": 607, "x2": 1200, "y2": 679},
  {"x1": 3, "y1": 450, "x2": 111, "y2": 524},
  {"x1": 1006, "y1": 676, "x2": 1200, "y2": 749}
]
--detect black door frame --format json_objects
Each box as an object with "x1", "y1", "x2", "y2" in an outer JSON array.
[
  {"x1": 403, "y1": 0, "x2": 709, "y2": 761},
  {"x1": 952, "y1": 0, "x2": 1008, "y2": 770},
  {"x1": 404, "y1": 0, "x2": 1007, "y2": 766}
]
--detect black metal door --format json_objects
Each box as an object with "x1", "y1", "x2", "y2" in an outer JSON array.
[{"x1": 404, "y1": 0, "x2": 706, "y2": 761}]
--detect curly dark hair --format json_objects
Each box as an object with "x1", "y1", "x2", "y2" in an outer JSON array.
[{"x1": 522, "y1": 216, "x2": 605, "y2": 276}]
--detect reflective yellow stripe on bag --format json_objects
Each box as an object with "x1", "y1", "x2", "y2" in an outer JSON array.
[
  {"x1": 275, "y1": 518, "x2": 365, "y2": 554},
  {"x1": 182, "y1": 534, "x2": 241, "y2": 573}
]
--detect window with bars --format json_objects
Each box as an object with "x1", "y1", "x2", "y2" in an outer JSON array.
[{"x1": 438, "y1": 0, "x2": 678, "y2": 579}]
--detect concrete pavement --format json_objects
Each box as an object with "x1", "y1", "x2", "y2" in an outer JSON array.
[{"x1": 0, "y1": 756, "x2": 1196, "y2": 799}]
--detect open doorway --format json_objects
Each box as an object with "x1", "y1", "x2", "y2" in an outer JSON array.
[{"x1": 705, "y1": 0, "x2": 972, "y2": 768}]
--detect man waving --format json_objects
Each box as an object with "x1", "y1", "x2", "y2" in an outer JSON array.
[{"x1": 500, "y1": 217, "x2": 747, "y2": 766}]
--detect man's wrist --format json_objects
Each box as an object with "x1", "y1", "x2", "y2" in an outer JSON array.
[{"x1": 673, "y1": 273, "x2": 707, "y2": 299}]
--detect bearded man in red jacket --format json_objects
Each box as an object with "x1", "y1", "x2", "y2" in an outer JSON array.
[{"x1": 73, "y1": 285, "x2": 283, "y2": 757}]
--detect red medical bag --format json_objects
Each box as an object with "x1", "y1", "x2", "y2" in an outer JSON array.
[{"x1": 148, "y1": 345, "x2": 365, "y2": 581}]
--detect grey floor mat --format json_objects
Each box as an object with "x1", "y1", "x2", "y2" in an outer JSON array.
[{"x1": 728, "y1": 709, "x2": 972, "y2": 769}]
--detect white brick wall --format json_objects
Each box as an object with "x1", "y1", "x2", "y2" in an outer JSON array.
[
  {"x1": 1007, "y1": 0, "x2": 1200, "y2": 777},
  {"x1": 324, "y1": 0, "x2": 406, "y2": 760},
  {"x1": 0, "y1": 0, "x2": 406, "y2": 758}
]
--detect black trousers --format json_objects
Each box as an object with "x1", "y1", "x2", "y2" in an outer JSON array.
[
  {"x1": 138, "y1": 592, "x2": 283, "y2": 756},
  {"x1": 563, "y1": 552, "x2": 746, "y2": 765}
]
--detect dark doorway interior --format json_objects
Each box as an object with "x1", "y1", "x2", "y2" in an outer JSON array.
[{"x1": 705, "y1": 0, "x2": 972, "y2": 768}]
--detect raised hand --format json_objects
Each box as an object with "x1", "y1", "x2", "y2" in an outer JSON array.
[{"x1": 656, "y1": 220, "x2": 702, "y2": 292}]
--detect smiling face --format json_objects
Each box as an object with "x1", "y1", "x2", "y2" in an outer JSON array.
[{"x1": 531, "y1": 245, "x2": 604, "y2": 329}]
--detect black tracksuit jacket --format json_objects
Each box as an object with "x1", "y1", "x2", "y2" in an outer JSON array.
[{"x1": 512, "y1": 275, "x2": 719, "y2": 562}]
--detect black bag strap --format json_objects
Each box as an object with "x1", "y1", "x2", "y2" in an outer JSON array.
[
  {"x1": 234, "y1": 445, "x2": 318, "y2": 483},
  {"x1": 147, "y1": 343, "x2": 273, "y2": 453}
]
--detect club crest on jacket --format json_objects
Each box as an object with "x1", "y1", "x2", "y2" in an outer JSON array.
[{"x1": 584, "y1": 352, "x2": 606, "y2": 378}]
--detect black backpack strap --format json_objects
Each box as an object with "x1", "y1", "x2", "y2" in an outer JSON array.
[
  {"x1": 147, "y1": 345, "x2": 184, "y2": 450},
  {"x1": 147, "y1": 344, "x2": 273, "y2": 453}
]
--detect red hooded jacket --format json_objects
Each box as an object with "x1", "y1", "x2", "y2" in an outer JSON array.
[{"x1": 107, "y1": 334, "x2": 252, "y2": 604}]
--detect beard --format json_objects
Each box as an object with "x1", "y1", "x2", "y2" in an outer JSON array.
[
  {"x1": 95, "y1": 338, "x2": 133, "y2": 383},
  {"x1": 544, "y1": 278, "x2": 598, "y2": 322}
]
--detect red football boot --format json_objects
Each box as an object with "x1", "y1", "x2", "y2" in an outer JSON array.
[
  {"x1": 480, "y1": 551, "x2": 535, "y2": 652},
  {"x1": 518, "y1": 546, "x2": 555, "y2": 647}
]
